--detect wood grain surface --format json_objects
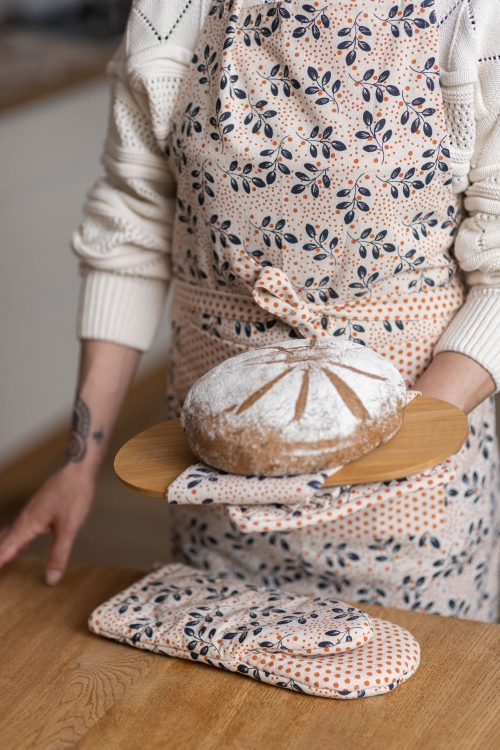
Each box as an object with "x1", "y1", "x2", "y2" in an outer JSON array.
[
  {"x1": 114, "y1": 396, "x2": 469, "y2": 498},
  {"x1": 0, "y1": 558, "x2": 498, "y2": 750}
]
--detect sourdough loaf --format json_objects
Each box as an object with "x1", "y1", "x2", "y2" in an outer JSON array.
[{"x1": 181, "y1": 338, "x2": 407, "y2": 476}]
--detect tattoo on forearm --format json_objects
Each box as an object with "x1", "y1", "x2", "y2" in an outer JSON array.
[
  {"x1": 61, "y1": 396, "x2": 105, "y2": 467},
  {"x1": 64, "y1": 396, "x2": 91, "y2": 464}
]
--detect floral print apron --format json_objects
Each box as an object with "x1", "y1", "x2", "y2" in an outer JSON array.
[{"x1": 164, "y1": 0, "x2": 500, "y2": 622}]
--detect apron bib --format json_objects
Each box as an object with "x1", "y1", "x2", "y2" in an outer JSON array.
[{"x1": 164, "y1": 0, "x2": 500, "y2": 621}]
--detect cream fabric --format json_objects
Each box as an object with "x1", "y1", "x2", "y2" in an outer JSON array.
[
  {"x1": 160, "y1": 0, "x2": 500, "y2": 623},
  {"x1": 71, "y1": 0, "x2": 500, "y2": 387},
  {"x1": 89, "y1": 563, "x2": 421, "y2": 699},
  {"x1": 168, "y1": 456, "x2": 457, "y2": 533}
]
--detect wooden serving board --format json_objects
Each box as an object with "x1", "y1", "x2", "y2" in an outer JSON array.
[{"x1": 114, "y1": 396, "x2": 469, "y2": 497}]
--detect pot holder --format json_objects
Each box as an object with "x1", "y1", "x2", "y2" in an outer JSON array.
[
  {"x1": 89, "y1": 563, "x2": 420, "y2": 699},
  {"x1": 167, "y1": 463, "x2": 343, "y2": 507},
  {"x1": 167, "y1": 391, "x2": 456, "y2": 532},
  {"x1": 226, "y1": 456, "x2": 457, "y2": 533},
  {"x1": 167, "y1": 392, "x2": 427, "y2": 528}
]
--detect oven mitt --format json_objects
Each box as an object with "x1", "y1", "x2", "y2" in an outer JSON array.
[
  {"x1": 89, "y1": 563, "x2": 420, "y2": 699},
  {"x1": 167, "y1": 391, "x2": 423, "y2": 515},
  {"x1": 226, "y1": 456, "x2": 457, "y2": 533},
  {"x1": 167, "y1": 463, "x2": 342, "y2": 506}
]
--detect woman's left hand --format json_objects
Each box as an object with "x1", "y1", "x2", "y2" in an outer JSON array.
[{"x1": 413, "y1": 351, "x2": 496, "y2": 415}]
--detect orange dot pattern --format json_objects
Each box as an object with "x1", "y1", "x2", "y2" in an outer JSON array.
[
  {"x1": 225, "y1": 456, "x2": 456, "y2": 534},
  {"x1": 89, "y1": 563, "x2": 421, "y2": 699},
  {"x1": 168, "y1": 393, "x2": 499, "y2": 622},
  {"x1": 166, "y1": 0, "x2": 461, "y2": 337},
  {"x1": 160, "y1": 0, "x2": 500, "y2": 623}
]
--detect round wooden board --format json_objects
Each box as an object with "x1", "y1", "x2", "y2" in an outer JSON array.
[{"x1": 114, "y1": 396, "x2": 469, "y2": 498}]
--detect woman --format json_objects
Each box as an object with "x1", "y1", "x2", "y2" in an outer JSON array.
[{"x1": 1, "y1": 0, "x2": 499, "y2": 621}]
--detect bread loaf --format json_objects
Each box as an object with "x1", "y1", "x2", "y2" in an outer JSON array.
[{"x1": 181, "y1": 338, "x2": 407, "y2": 476}]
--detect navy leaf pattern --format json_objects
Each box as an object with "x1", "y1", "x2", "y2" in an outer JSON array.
[
  {"x1": 251, "y1": 214, "x2": 298, "y2": 249},
  {"x1": 399, "y1": 92, "x2": 436, "y2": 137},
  {"x1": 402, "y1": 211, "x2": 438, "y2": 240},
  {"x1": 218, "y1": 159, "x2": 267, "y2": 193},
  {"x1": 305, "y1": 66, "x2": 342, "y2": 110},
  {"x1": 355, "y1": 110, "x2": 393, "y2": 163},
  {"x1": 348, "y1": 227, "x2": 396, "y2": 259},
  {"x1": 374, "y1": 3, "x2": 430, "y2": 38},
  {"x1": 293, "y1": 4, "x2": 330, "y2": 40},
  {"x1": 337, "y1": 11, "x2": 373, "y2": 66},
  {"x1": 336, "y1": 174, "x2": 371, "y2": 223},
  {"x1": 302, "y1": 223, "x2": 339, "y2": 262},
  {"x1": 301, "y1": 124, "x2": 346, "y2": 158},
  {"x1": 292, "y1": 274, "x2": 339, "y2": 304},
  {"x1": 349, "y1": 67, "x2": 400, "y2": 103},
  {"x1": 258, "y1": 62, "x2": 301, "y2": 97},
  {"x1": 160, "y1": 0, "x2": 500, "y2": 624}
]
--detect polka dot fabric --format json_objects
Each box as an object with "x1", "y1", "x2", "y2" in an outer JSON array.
[
  {"x1": 167, "y1": 390, "x2": 442, "y2": 536},
  {"x1": 89, "y1": 563, "x2": 420, "y2": 699},
  {"x1": 225, "y1": 457, "x2": 457, "y2": 533},
  {"x1": 160, "y1": 0, "x2": 500, "y2": 622},
  {"x1": 168, "y1": 462, "x2": 343, "y2": 507}
]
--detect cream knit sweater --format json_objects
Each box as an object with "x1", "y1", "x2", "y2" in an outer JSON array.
[{"x1": 72, "y1": 0, "x2": 500, "y2": 388}]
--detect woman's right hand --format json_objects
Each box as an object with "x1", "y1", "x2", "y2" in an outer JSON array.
[
  {"x1": 0, "y1": 339, "x2": 142, "y2": 583},
  {"x1": 0, "y1": 464, "x2": 97, "y2": 584}
]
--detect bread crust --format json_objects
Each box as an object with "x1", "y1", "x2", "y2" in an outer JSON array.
[{"x1": 182, "y1": 339, "x2": 407, "y2": 476}]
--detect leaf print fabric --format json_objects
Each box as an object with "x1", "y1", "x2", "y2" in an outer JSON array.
[
  {"x1": 168, "y1": 463, "x2": 341, "y2": 507},
  {"x1": 89, "y1": 563, "x2": 420, "y2": 699},
  {"x1": 161, "y1": 0, "x2": 500, "y2": 623},
  {"x1": 166, "y1": 0, "x2": 460, "y2": 301},
  {"x1": 167, "y1": 390, "x2": 425, "y2": 533}
]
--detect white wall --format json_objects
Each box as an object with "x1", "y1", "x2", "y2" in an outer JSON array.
[{"x1": 0, "y1": 79, "x2": 171, "y2": 469}]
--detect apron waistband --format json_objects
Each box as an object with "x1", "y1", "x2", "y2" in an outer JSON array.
[
  {"x1": 172, "y1": 276, "x2": 465, "y2": 325},
  {"x1": 173, "y1": 277, "x2": 270, "y2": 322}
]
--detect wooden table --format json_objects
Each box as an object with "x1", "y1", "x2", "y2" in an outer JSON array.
[{"x1": 1, "y1": 558, "x2": 498, "y2": 750}]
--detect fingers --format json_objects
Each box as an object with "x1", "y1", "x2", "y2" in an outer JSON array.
[
  {"x1": 0, "y1": 517, "x2": 41, "y2": 568},
  {"x1": 45, "y1": 523, "x2": 79, "y2": 586}
]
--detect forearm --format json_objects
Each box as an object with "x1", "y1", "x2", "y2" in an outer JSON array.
[
  {"x1": 62, "y1": 339, "x2": 141, "y2": 478},
  {"x1": 414, "y1": 351, "x2": 495, "y2": 415}
]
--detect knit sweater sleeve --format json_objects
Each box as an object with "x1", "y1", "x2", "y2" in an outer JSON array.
[
  {"x1": 433, "y1": 0, "x2": 500, "y2": 390},
  {"x1": 71, "y1": 0, "x2": 203, "y2": 351}
]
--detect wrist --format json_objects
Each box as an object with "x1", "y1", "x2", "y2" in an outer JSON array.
[
  {"x1": 414, "y1": 351, "x2": 495, "y2": 414},
  {"x1": 57, "y1": 455, "x2": 101, "y2": 484}
]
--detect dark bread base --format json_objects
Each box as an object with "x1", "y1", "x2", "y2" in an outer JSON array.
[{"x1": 183, "y1": 406, "x2": 405, "y2": 476}]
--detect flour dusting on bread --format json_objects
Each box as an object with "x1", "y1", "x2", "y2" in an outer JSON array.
[{"x1": 182, "y1": 338, "x2": 406, "y2": 476}]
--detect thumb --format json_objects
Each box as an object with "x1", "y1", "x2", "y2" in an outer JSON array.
[{"x1": 45, "y1": 524, "x2": 77, "y2": 586}]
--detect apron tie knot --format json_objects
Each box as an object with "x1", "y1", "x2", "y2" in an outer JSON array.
[{"x1": 252, "y1": 267, "x2": 328, "y2": 339}]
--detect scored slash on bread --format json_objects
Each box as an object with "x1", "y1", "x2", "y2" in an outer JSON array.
[
  {"x1": 182, "y1": 338, "x2": 407, "y2": 476},
  {"x1": 229, "y1": 342, "x2": 388, "y2": 422}
]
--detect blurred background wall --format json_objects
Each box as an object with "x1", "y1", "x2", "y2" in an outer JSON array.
[
  {"x1": 0, "y1": 0, "x2": 174, "y2": 569},
  {"x1": 0, "y1": 1, "x2": 154, "y2": 468},
  {"x1": 0, "y1": 79, "x2": 172, "y2": 468}
]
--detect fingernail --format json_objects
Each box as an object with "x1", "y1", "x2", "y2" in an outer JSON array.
[{"x1": 45, "y1": 568, "x2": 63, "y2": 586}]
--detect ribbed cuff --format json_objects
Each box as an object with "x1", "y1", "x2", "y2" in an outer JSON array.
[
  {"x1": 433, "y1": 288, "x2": 500, "y2": 392},
  {"x1": 77, "y1": 270, "x2": 169, "y2": 352}
]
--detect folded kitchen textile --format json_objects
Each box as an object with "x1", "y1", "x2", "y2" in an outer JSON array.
[
  {"x1": 89, "y1": 563, "x2": 420, "y2": 699},
  {"x1": 167, "y1": 391, "x2": 457, "y2": 532},
  {"x1": 167, "y1": 462, "x2": 342, "y2": 507},
  {"x1": 167, "y1": 391, "x2": 421, "y2": 508},
  {"x1": 226, "y1": 457, "x2": 457, "y2": 533}
]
